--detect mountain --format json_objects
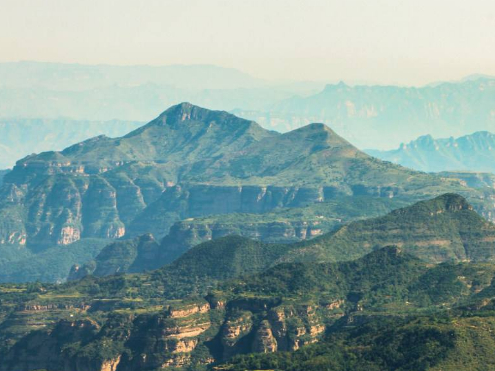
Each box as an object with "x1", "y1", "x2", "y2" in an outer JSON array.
[
  {"x1": 367, "y1": 131, "x2": 495, "y2": 173},
  {"x1": 284, "y1": 193, "x2": 495, "y2": 264},
  {"x1": 221, "y1": 315, "x2": 495, "y2": 371},
  {"x1": 142, "y1": 194, "x2": 495, "y2": 299},
  {"x1": 0, "y1": 61, "x2": 265, "y2": 91},
  {"x1": 0, "y1": 118, "x2": 143, "y2": 169},
  {"x1": 3, "y1": 62, "x2": 495, "y2": 152},
  {"x1": 68, "y1": 234, "x2": 160, "y2": 281},
  {"x1": 0, "y1": 104, "x2": 494, "y2": 283},
  {"x1": 237, "y1": 77, "x2": 495, "y2": 149},
  {"x1": 5, "y1": 245, "x2": 495, "y2": 370},
  {"x1": 77, "y1": 191, "x2": 495, "y2": 283}
]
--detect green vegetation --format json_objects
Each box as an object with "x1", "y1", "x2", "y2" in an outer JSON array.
[
  {"x1": 4, "y1": 244, "x2": 495, "y2": 370},
  {"x1": 283, "y1": 193, "x2": 495, "y2": 264},
  {"x1": 220, "y1": 315, "x2": 495, "y2": 371},
  {"x1": 0, "y1": 239, "x2": 111, "y2": 282}
]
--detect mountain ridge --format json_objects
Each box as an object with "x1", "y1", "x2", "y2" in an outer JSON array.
[{"x1": 367, "y1": 130, "x2": 495, "y2": 173}]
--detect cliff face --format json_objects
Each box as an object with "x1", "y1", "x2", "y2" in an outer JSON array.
[
  {"x1": 0, "y1": 297, "x2": 342, "y2": 371},
  {"x1": 126, "y1": 184, "x2": 406, "y2": 240}
]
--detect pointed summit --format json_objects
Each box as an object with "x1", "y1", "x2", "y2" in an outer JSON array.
[{"x1": 155, "y1": 102, "x2": 254, "y2": 129}]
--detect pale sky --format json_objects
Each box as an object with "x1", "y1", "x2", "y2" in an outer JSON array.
[{"x1": 1, "y1": 0, "x2": 494, "y2": 85}]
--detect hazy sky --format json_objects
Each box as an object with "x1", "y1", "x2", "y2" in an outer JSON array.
[{"x1": 1, "y1": 0, "x2": 494, "y2": 85}]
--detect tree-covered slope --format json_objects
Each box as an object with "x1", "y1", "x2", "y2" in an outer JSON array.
[
  {"x1": 72, "y1": 194, "x2": 495, "y2": 289},
  {"x1": 5, "y1": 247, "x2": 495, "y2": 370},
  {"x1": 284, "y1": 193, "x2": 495, "y2": 264},
  {"x1": 220, "y1": 315, "x2": 495, "y2": 371},
  {"x1": 69, "y1": 196, "x2": 407, "y2": 280}
]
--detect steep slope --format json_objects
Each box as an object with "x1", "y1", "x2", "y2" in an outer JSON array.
[
  {"x1": 69, "y1": 193, "x2": 495, "y2": 283},
  {"x1": 68, "y1": 234, "x2": 160, "y2": 280},
  {"x1": 221, "y1": 315, "x2": 495, "y2": 371},
  {"x1": 97, "y1": 194, "x2": 495, "y2": 300},
  {"x1": 368, "y1": 131, "x2": 495, "y2": 173},
  {"x1": 149, "y1": 194, "x2": 495, "y2": 298},
  {"x1": 438, "y1": 171, "x2": 495, "y2": 190}
]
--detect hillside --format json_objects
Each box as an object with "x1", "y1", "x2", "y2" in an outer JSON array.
[
  {"x1": 76, "y1": 192, "x2": 495, "y2": 284},
  {"x1": 367, "y1": 131, "x2": 495, "y2": 173},
  {"x1": 221, "y1": 315, "x2": 495, "y2": 371},
  {"x1": 1, "y1": 104, "x2": 484, "y2": 248},
  {"x1": 438, "y1": 171, "x2": 495, "y2": 190},
  {"x1": 5, "y1": 246, "x2": 495, "y2": 370},
  {"x1": 0, "y1": 61, "x2": 319, "y2": 122},
  {"x1": 69, "y1": 196, "x2": 407, "y2": 280},
  {"x1": 70, "y1": 194, "x2": 495, "y2": 299}
]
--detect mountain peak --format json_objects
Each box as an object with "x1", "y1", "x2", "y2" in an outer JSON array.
[
  {"x1": 151, "y1": 102, "x2": 260, "y2": 131},
  {"x1": 159, "y1": 102, "x2": 217, "y2": 123}
]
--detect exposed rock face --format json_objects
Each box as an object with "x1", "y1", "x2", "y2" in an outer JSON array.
[
  {"x1": 253, "y1": 320, "x2": 278, "y2": 353},
  {"x1": 0, "y1": 294, "x2": 344, "y2": 371},
  {"x1": 100, "y1": 357, "x2": 121, "y2": 371},
  {"x1": 127, "y1": 184, "x2": 349, "y2": 239},
  {"x1": 281, "y1": 193, "x2": 495, "y2": 264}
]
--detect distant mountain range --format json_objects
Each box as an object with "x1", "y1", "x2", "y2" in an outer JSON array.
[
  {"x1": 367, "y1": 131, "x2": 495, "y2": 173},
  {"x1": 1, "y1": 62, "x2": 495, "y2": 153},
  {"x1": 238, "y1": 77, "x2": 495, "y2": 149},
  {"x1": 0, "y1": 61, "x2": 323, "y2": 121}
]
